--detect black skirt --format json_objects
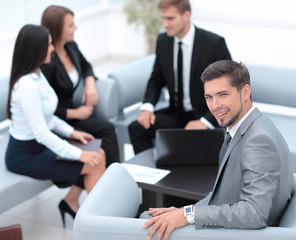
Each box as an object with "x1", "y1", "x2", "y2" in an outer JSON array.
[{"x1": 5, "y1": 136, "x2": 84, "y2": 188}]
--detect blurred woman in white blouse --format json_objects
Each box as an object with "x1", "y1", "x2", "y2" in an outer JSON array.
[{"x1": 5, "y1": 24, "x2": 105, "y2": 227}]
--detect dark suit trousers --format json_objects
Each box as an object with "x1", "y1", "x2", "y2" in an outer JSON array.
[
  {"x1": 68, "y1": 117, "x2": 119, "y2": 166},
  {"x1": 128, "y1": 107, "x2": 195, "y2": 154}
]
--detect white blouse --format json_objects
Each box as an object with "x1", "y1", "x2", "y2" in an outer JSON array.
[
  {"x1": 9, "y1": 71, "x2": 82, "y2": 160},
  {"x1": 68, "y1": 67, "x2": 79, "y2": 88}
]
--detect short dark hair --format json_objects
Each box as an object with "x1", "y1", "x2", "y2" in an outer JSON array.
[
  {"x1": 158, "y1": 0, "x2": 191, "y2": 14},
  {"x1": 201, "y1": 60, "x2": 250, "y2": 91},
  {"x1": 7, "y1": 24, "x2": 49, "y2": 119},
  {"x1": 41, "y1": 5, "x2": 74, "y2": 45}
]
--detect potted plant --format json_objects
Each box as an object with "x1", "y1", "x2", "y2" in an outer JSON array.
[{"x1": 123, "y1": 0, "x2": 162, "y2": 54}]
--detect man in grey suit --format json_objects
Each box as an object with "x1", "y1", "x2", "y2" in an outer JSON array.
[{"x1": 142, "y1": 60, "x2": 295, "y2": 240}]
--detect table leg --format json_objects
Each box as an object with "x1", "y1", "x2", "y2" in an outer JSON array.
[{"x1": 141, "y1": 189, "x2": 164, "y2": 209}]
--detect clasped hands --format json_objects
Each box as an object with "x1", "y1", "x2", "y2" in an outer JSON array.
[
  {"x1": 142, "y1": 207, "x2": 188, "y2": 240},
  {"x1": 67, "y1": 77, "x2": 98, "y2": 120},
  {"x1": 83, "y1": 76, "x2": 98, "y2": 106},
  {"x1": 73, "y1": 76, "x2": 98, "y2": 120}
]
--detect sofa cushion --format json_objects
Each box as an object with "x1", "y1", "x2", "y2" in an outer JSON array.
[{"x1": 248, "y1": 64, "x2": 296, "y2": 108}]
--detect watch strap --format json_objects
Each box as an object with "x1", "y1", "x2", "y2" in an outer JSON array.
[{"x1": 184, "y1": 205, "x2": 195, "y2": 224}]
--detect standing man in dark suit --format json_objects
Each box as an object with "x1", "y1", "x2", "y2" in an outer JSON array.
[{"x1": 128, "y1": 0, "x2": 232, "y2": 154}]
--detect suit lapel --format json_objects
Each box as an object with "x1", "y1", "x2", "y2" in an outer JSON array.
[
  {"x1": 65, "y1": 44, "x2": 82, "y2": 91},
  {"x1": 209, "y1": 108, "x2": 262, "y2": 203},
  {"x1": 190, "y1": 26, "x2": 201, "y2": 85},
  {"x1": 66, "y1": 44, "x2": 82, "y2": 77},
  {"x1": 52, "y1": 53, "x2": 74, "y2": 92}
]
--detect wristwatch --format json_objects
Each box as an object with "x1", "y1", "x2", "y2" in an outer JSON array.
[{"x1": 184, "y1": 205, "x2": 195, "y2": 224}]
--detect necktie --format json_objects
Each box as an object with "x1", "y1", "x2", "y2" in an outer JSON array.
[
  {"x1": 218, "y1": 132, "x2": 231, "y2": 166},
  {"x1": 177, "y1": 41, "x2": 184, "y2": 111}
]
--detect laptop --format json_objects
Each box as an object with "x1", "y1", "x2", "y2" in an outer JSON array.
[{"x1": 155, "y1": 129, "x2": 224, "y2": 166}]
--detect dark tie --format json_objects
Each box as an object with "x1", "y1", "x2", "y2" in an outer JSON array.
[
  {"x1": 177, "y1": 41, "x2": 184, "y2": 111},
  {"x1": 218, "y1": 132, "x2": 231, "y2": 166}
]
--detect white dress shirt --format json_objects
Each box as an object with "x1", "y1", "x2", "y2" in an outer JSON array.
[
  {"x1": 227, "y1": 105, "x2": 256, "y2": 139},
  {"x1": 9, "y1": 71, "x2": 82, "y2": 160}
]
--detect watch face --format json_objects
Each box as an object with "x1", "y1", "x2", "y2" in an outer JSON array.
[
  {"x1": 185, "y1": 207, "x2": 191, "y2": 214},
  {"x1": 184, "y1": 205, "x2": 194, "y2": 224}
]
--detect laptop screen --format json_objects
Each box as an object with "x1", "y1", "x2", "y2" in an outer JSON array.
[{"x1": 155, "y1": 129, "x2": 224, "y2": 166}]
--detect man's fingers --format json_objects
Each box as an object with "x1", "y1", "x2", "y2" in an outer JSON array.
[
  {"x1": 148, "y1": 208, "x2": 159, "y2": 215},
  {"x1": 150, "y1": 114, "x2": 156, "y2": 125},
  {"x1": 152, "y1": 209, "x2": 165, "y2": 216},
  {"x1": 163, "y1": 225, "x2": 174, "y2": 240},
  {"x1": 156, "y1": 223, "x2": 167, "y2": 240},
  {"x1": 147, "y1": 218, "x2": 161, "y2": 240},
  {"x1": 149, "y1": 207, "x2": 177, "y2": 216},
  {"x1": 81, "y1": 93, "x2": 86, "y2": 103},
  {"x1": 143, "y1": 120, "x2": 150, "y2": 129},
  {"x1": 143, "y1": 217, "x2": 156, "y2": 229}
]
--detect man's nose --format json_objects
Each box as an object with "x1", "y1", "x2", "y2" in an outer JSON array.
[
  {"x1": 162, "y1": 19, "x2": 169, "y2": 28},
  {"x1": 212, "y1": 98, "x2": 222, "y2": 110}
]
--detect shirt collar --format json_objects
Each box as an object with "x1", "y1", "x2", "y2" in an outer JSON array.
[
  {"x1": 29, "y1": 69, "x2": 41, "y2": 80},
  {"x1": 227, "y1": 105, "x2": 255, "y2": 139},
  {"x1": 174, "y1": 23, "x2": 194, "y2": 47}
]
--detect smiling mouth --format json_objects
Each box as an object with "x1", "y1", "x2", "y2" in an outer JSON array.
[{"x1": 214, "y1": 109, "x2": 229, "y2": 118}]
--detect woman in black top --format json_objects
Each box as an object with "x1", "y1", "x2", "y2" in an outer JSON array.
[{"x1": 40, "y1": 5, "x2": 120, "y2": 167}]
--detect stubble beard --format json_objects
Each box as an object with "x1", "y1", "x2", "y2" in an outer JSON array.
[{"x1": 218, "y1": 97, "x2": 243, "y2": 128}]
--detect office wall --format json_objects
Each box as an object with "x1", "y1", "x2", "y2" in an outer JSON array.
[
  {"x1": 191, "y1": 0, "x2": 296, "y2": 67},
  {"x1": 0, "y1": 0, "x2": 295, "y2": 78},
  {"x1": 0, "y1": 1, "x2": 146, "y2": 77}
]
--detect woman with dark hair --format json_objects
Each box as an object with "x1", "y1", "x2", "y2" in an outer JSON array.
[
  {"x1": 5, "y1": 24, "x2": 106, "y2": 227},
  {"x1": 40, "y1": 5, "x2": 120, "y2": 166}
]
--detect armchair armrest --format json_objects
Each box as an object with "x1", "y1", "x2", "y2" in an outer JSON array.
[
  {"x1": 74, "y1": 214, "x2": 296, "y2": 240},
  {"x1": 73, "y1": 77, "x2": 119, "y2": 121},
  {"x1": 108, "y1": 55, "x2": 156, "y2": 113},
  {"x1": 74, "y1": 163, "x2": 141, "y2": 240}
]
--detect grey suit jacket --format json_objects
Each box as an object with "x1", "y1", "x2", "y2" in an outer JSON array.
[{"x1": 194, "y1": 107, "x2": 295, "y2": 229}]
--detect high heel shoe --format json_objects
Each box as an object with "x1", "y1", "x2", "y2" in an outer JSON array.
[{"x1": 58, "y1": 200, "x2": 76, "y2": 228}]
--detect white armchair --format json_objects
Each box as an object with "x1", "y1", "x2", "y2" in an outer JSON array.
[{"x1": 73, "y1": 163, "x2": 296, "y2": 240}]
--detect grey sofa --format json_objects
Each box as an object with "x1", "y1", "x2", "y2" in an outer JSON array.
[{"x1": 73, "y1": 162, "x2": 296, "y2": 240}]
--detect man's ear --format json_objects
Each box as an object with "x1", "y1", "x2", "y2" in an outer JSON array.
[
  {"x1": 182, "y1": 10, "x2": 191, "y2": 21},
  {"x1": 242, "y1": 84, "x2": 251, "y2": 100}
]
